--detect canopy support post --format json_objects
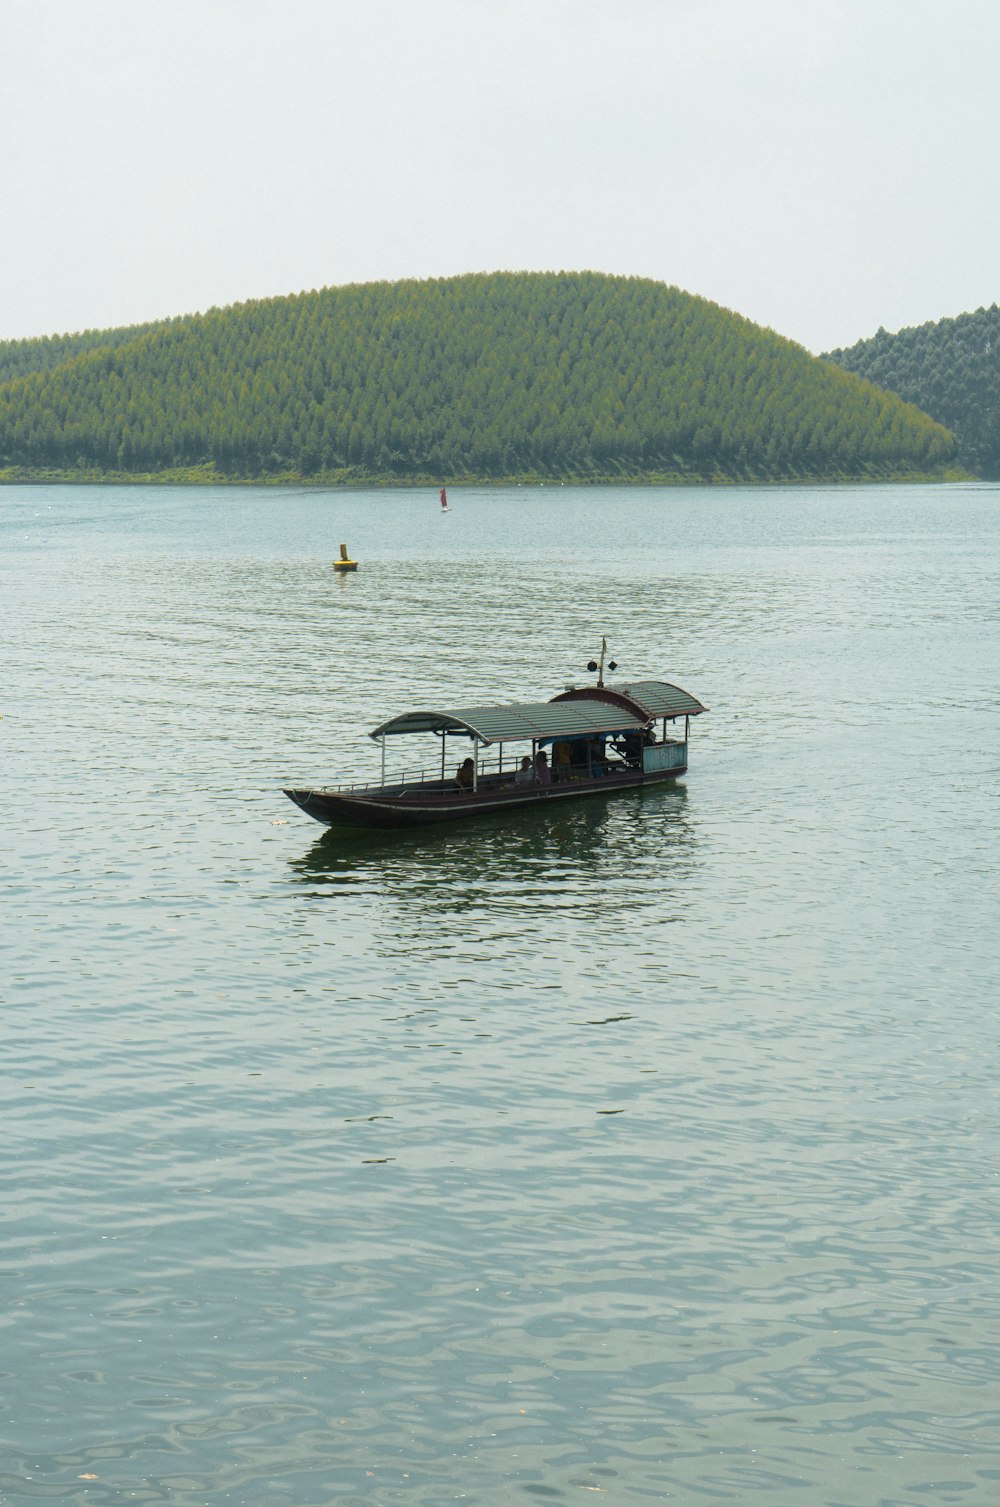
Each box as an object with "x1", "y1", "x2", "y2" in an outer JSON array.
[
  {"x1": 473, "y1": 738, "x2": 479, "y2": 793},
  {"x1": 381, "y1": 735, "x2": 386, "y2": 786},
  {"x1": 440, "y1": 734, "x2": 445, "y2": 783}
]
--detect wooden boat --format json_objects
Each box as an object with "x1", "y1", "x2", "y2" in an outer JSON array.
[{"x1": 284, "y1": 668, "x2": 707, "y2": 830}]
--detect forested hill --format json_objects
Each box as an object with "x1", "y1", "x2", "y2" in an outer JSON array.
[
  {"x1": 825, "y1": 305, "x2": 1000, "y2": 477},
  {"x1": 0, "y1": 319, "x2": 168, "y2": 386},
  {"x1": 0, "y1": 272, "x2": 956, "y2": 485}
]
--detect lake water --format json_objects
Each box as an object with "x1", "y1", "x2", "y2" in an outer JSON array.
[{"x1": 3, "y1": 481, "x2": 999, "y2": 1506}]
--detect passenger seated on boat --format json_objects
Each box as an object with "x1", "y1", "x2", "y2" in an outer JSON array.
[
  {"x1": 535, "y1": 750, "x2": 551, "y2": 786},
  {"x1": 514, "y1": 755, "x2": 534, "y2": 785},
  {"x1": 569, "y1": 738, "x2": 604, "y2": 777},
  {"x1": 552, "y1": 741, "x2": 572, "y2": 782},
  {"x1": 456, "y1": 757, "x2": 475, "y2": 790},
  {"x1": 619, "y1": 732, "x2": 643, "y2": 767}
]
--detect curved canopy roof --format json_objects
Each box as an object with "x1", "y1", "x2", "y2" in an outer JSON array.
[
  {"x1": 370, "y1": 698, "x2": 648, "y2": 745},
  {"x1": 595, "y1": 680, "x2": 707, "y2": 719}
]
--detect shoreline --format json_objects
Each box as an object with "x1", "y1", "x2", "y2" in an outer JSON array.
[{"x1": 0, "y1": 465, "x2": 972, "y2": 489}]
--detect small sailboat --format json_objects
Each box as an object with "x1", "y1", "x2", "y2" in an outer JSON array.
[{"x1": 440, "y1": 486, "x2": 449, "y2": 513}]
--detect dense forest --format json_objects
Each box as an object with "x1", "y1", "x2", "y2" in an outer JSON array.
[
  {"x1": 0, "y1": 272, "x2": 956, "y2": 485},
  {"x1": 825, "y1": 305, "x2": 1000, "y2": 477},
  {"x1": 0, "y1": 318, "x2": 167, "y2": 387}
]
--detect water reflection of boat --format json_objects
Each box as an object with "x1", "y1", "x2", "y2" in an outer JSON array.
[
  {"x1": 284, "y1": 663, "x2": 707, "y2": 831},
  {"x1": 288, "y1": 782, "x2": 695, "y2": 921}
]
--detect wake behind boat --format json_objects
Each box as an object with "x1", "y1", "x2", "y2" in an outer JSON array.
[{"x1": 284, "y1": 652, "x2": 707, "y2": 830}]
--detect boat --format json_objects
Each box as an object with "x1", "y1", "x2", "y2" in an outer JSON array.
[
  {"x1": 283, "y1": 652, "x2": 707, "y2": 830},
  {"x1": 440, "y1": 486, "x2": 449, "y2": 512}
]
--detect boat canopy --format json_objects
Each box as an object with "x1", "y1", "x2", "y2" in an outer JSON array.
[
  {"x1": 552, "y1": 679, "x2": 708, "y2": 721},
  {"x1": 369, "y1": 698, "x2": 648, "y2": 746},
  {"x1": 609, "y1": 680, "x2": 707, "y2": 718}
]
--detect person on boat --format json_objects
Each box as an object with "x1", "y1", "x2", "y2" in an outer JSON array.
[
  {"x1": 570, "y1": 740, "x2": 589, "y2": 775},
  {"x1": 456, "y1": 757, "x2": 475, "y2": 789},
  {"x1": 535, "y1": 750, "x2": 551, "y2": 786},
  {"x1": 619, "y1": 731, "x2": 643, "y2": 768},
  {"x1": 568, "y1": 738, "x2": 602, "y2": 777},
  {"x1": 552, "y1": 741, "x2": 571, "y2": 782},
  {"x1": 514, "y1": 755, "x2": 534, "y2": 785}
]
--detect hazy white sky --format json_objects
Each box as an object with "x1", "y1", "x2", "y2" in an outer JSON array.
[{"x1": 2, "y1": 0, "x2": 997, "y2": 352}]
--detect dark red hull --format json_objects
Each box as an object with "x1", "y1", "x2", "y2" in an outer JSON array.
[{"x1": 284, "y1": 762, "x2": 686, "y2": 829}]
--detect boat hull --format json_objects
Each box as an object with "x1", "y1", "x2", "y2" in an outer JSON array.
[{"x1": 284, "y1": 764, "x2": 686, "y2": 829}]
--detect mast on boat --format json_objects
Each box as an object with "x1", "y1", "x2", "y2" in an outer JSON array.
[{"x1": 587, "y1": 637, "x2": 618, "y2": 689}]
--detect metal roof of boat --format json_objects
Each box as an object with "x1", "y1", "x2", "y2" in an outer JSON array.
[
  {"x1": 601, "y1": 680, "x2": 707, "y2": 718},
  {"x1": 551, "y1": 680, "x2": 708, "y2": 720},
  {"x1": 369, "y1": 698, "x2": 648, "y2": 745}
]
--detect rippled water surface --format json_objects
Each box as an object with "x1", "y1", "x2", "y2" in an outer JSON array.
[{"x1": 3, "y1": 482, "x2": 1000, "y2": 1505}]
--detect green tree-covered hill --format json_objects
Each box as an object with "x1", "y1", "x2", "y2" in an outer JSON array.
[
  {"x1": 0, "y1": 272, "x2": 956, "y2": 485},
  {"x1": 825, "y1": 305, "x2": 1000, "y2": 477},
  {"x1": 0, "y1": 319, "x2": 168, "y2": 386}
]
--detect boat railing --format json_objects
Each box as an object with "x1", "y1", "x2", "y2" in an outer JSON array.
[
  {"x1": 316, "y1": 742, "x2": 691, "y2": 800},
  {"x1": 327, "y1": 767, "x2": 440, "y2": 795},
  {"x1": 327, "y1": 752, "x2": 543, "y2": 797},
  {"x1": 327, "y1": 745, "x2": 683, "y2": 797},
  {"x1": 324, "y1": 737, "x2": 690, "y2": 797},
  {"x1": 641, "y1": 741, "x2": 687, "y2": 773}
]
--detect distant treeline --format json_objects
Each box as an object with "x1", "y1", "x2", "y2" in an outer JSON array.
[
  {"x1": 0, "y1": 319, "x2": 167, "y2": 387},
  {"x1": 825, "y1": 305, "x2": 1000, "y2": 478},
  {"x1": 0, "y1": 272, "x2": 956, "y2": 485}
]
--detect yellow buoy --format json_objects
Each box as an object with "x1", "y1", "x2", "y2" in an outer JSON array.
[{"x1": 332, "y1": 543, "x2": 358, "y2": 572}]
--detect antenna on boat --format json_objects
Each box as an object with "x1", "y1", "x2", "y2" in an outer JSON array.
[{"x1": 587, "y1": 637, "x2": 618, "y2": 689}]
